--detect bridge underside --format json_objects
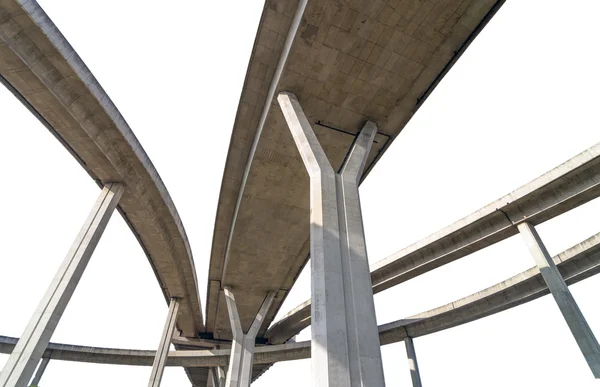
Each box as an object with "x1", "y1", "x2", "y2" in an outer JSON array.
[{"x1": 207, "y1": 0, "x2": 505, "y2": 346}]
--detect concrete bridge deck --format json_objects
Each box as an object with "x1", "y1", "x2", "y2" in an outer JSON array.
[
  {"x1": 207, "y1": 0, "x2": 505, "y2": 344},
  {"x1": 0, "y1": 0, "x2": 207, "y2": 384}
]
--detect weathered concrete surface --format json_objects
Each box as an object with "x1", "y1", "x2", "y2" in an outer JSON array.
[
  {"x1": 3, "y1": 231, "x2": 600, "y2": 373},
  {"x1": 0, "y1": 0, "x2": 203, "y2": 342},
  {"x1": 279, "y1": 91, "x2": 384, "y2": 386},
  {"x1": 378, "y1": 232, "x2": 600, "y2": 343},
  {"x1": 223, "y1": 289, "x2": 275, "y2": 387},
  {"x1": 266, "y1": 141, "x2": 600, "y2": 344},
  {"x1": 207, "y1": 0, "x2": 505, "y2": 347},
  {"x1": 0, "y1": 183, "x2": 124, "y2": 387}
]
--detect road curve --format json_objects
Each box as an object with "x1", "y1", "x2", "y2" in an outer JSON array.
[{"x1": 0, "y1": 1, "x2": 203, "y2": 336}]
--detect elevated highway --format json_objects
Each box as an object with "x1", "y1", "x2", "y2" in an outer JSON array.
[
  {"x1": 207, "y1": 0, "x2": 505, "y2": 345},
  {"x1": 265, "y1": 141, "x2": 600, "y2": 344},
  {"x1": 0, "y1": 0, "x2": 207, "y2": 384},
  {"x1": 3, "y1": 229, "x2": 600, "y2": 371}
]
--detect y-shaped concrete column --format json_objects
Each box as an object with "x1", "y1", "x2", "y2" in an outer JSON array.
[
  {"x1": 278, "y1": 92, "x2": 385, "y2": 387},
  {"x1": 210, "y1": 366, "x2": 226, "y2": 387},
  {"x1": 224, "y1": 288, "x2": 275, "y2": 387},
  {"x1": 28, "y1": 358, "x2": 49, "y2": 387},
  {"x1": 0, "y1": 183, "x2": 124, "y2": 387},
  {"x1": 148, "y1": 297, "x2": 180, "y2": 387},
  {"x1": 404, "y1": 337, "x2": 423, "y2": 387},
  {"x1": 518, "y1": 222, "x2": 600, "y2": 377}
]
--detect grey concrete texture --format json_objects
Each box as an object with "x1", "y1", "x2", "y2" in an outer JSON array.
[
  {"x1": 224, "y1": 288, "x2": 275, "y2": 387},
  {"x1": 404, "y1": 337, "x2": 422, "y2": 387},
  {"x1": 206, "y1": 0, "x2": 504, "y2": 343},
  {"x1": 28, "y1": 358, "x2": 48, "y2": 387},
  {"x1": 278, "y1": 91, "x2": 384, "y2": 386},
  {"x1": 0, "y1": 183, "x2": 124, "y2": 387},
  {"x1": 0, "y1": 0, "x2": 203, "y2": 341},
  {"x1": 266, "y1": 140, "x2": 600, "y2": 345},
  {"x1": 148, "y1": 298, "x2": 181, "y2": 387},
  {"x1": 518, "y1": 222, "x2": 600, "y2": 378},
  {"x1": 3, "y1": 229, "x2": 600, "y2": 373}
]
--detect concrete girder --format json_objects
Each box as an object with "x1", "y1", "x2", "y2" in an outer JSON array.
[
  {"x1": 0, "y1": 0, "x2": 203, "y2": 341},
  {"x1": 0, "y1": 184, "x2": 124, "y2": 387},
  {"x1": 1, "y1": 232, "x2": 600, "y2": 374},
  {"x1": 266, "y1": 141, "x2": 600, "y2": 345},
  {"x1": 278, "y1": 91, "x2": 384, "y2": 387}
]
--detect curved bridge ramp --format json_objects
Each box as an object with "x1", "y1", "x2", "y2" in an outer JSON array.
[{"x1": 0, "y1": 1, "x2": 206, "y2": 385}]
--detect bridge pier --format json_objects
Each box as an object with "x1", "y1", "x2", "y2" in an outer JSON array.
[
  {"x1": 278, "y1": 91, "x2": 385, "y2": 387},
  {"x1": 0, "y1": 183, "x2": 124, "y2": 387},
  {"x1": 210, "y1": 366, "x2": 226, "y2": 387},
  {"x1": 404, "y1": 337, "x2": 423, "y2": 387},
  {"x1": 224, "y1": 287, "x2": 275, "y2": 387},
  {"x1": 518, "y1": 222, "x2": 600, "y2": 378},
  {"x1": 28, "y1": 358, "x2": 49, "y2": 387},
  {"x1": 147, "y1": 297, "x2": 180, "y2": 387}
]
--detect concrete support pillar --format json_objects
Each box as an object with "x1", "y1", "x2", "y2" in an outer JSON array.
[
  {"x1": 0, "y1": 183, "x2": 124, "y2": 387},
  {"x1": 278, "y1": 91, "x2": 385, "y2": 387},
  {"x1": 210, "y1": 366, "x2": 226, "y2": 387},
  {"x1": 28, "y1": 358, "x2": 49, "y2": 387},
  {"x1": 518, "y1": 222, "x2": 600, "y2": 377},
  {"x1": 224, "y1": 287, "x2": 275, "y2": 387},
  {"x1": 404, "y1": 337, "x2": 423, "y2": 387},
  {"x1": 147, "y1": 297, "x2": 180, "y2": 387}
]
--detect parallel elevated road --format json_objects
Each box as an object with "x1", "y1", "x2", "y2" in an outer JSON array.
[{"x1": 207, "y1": 0, "x2": 505, "y2": 346}]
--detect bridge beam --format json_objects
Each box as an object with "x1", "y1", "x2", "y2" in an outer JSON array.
[
  {"x1": 148, "y1": 297, "x2": 180, "y2": 387},
  {"x1": 518, "y1": 222, "x2": 600, "y2": 378},
  {"x1": 28, "y1": 358, "x2": 49, "y2": 387},
  {"x1": 404, "y1": 337, "x2": 423, "y2": 387},
  {"x1": 224, "y1": 288, "x2": 275, "y2": 387},
  {"x1": 0, "y1": 183, "x2": 124, "y2": 387},
  {"x1": 278, "y1": 91, "x2": 385, "y2": 387}
]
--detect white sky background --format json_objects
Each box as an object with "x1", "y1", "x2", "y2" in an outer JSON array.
[{"x1": 1, "y1": 0, "x2": 600, "y2": 386}]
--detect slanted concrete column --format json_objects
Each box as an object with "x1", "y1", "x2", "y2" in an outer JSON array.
[
  {"x1": 404, "y1": 337, "x2": 423, "y2": 387},
  {"x1": 278, "y1": 91, "x2": 385, "y2": 387},
  {"x1": 210, "y1": 366, "x2": 226, "y2": 387},
  {"x1": 28, "y1": 358, "x2": 49, "y2": 387},
  {"x1": 147, "y1": 297, "x2": 180, "y2": 387},
  {"x1": 0, "y1": 183, "x2": 124, "y2": 387},
  {"x1": 224, "y1": 287, "x2": 275, "y2": 387},
  {"x1": 518, "y1": 222, "x2": 600, "y2": 377}
]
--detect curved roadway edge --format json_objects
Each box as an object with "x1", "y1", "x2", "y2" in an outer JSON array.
[
  {"x1": 2, "y1": 231, "x2": 600, "y2": 371},
  {"x1": 206, "y1": 0, "x2": 506, "y2": 342},
  {"x1": 265, "y1": 141, "x2": 600, "y2": 344},
  {"x1": 0, "y1": 1, "x2": 203, "y2": 335}
]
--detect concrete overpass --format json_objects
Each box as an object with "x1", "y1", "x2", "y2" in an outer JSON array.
[
  {"x1": 2, "y1": 228, "x2": 600, "y2": 372},
  {"x1": 2, "y1": 0, "x2": 600, "y2": 386},
  {"x1": 206, "y1": 0, "x2": 504, "y2": 344},
  {"x1": 265, "y1": 140, "x2": 600, "y2": 344},
  {"x1": 0, "y1": 0, "x2": 208, "y2": 385}
]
